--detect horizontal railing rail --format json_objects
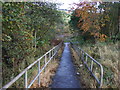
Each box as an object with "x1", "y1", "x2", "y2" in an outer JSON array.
[
  {"x1": 71, "y1": 42, "x2": 103, "y2": 88},
  {"x1": 1, "y1": 42, "x2": 62, "y2": 89}
]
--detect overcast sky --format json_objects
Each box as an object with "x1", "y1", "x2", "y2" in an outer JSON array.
[
  {"x1": 55, "y1": 0, "x2": 80, "y2": 9},
  {"x1": 46, "y1": 0, "x2": 120, "y2": 9},
  {"x1": 53, "y1": 0, "x2": 93, "y2": 9},
  {"x1": 47, "y1": 0, "x2": 91, "y2": 9}
]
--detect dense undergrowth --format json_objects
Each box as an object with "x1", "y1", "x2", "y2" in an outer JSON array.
[
  {"x1": 81, "y1": 41, "x2": 119, "y2": 88},
  {"x1": 1, "y1": 1, "x2": 120, "y2": 88},
  {"x1": 71, "y1": 41, "x2": 119, "y2": 88},
  {"x1": 1, "y1": 2, "x2": 64, "y2": 87},
  {"x1": 69, "y1": 1, "x2": 120, "y2": 88},
  {"x1": 71, "y1": 48, "x2": 96, "y2": 88}
]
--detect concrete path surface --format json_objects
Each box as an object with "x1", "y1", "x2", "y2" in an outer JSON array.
[{"x1": 50, "y1": 42, "x2": 81, "y2": 88}]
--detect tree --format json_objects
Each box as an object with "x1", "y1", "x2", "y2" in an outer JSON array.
[
  {"x1": 2, "y1": 2, "x2": 63, "y2": 86},
  {"x1": 69, "y1": 2, "x2": 120, "y2": 43}
]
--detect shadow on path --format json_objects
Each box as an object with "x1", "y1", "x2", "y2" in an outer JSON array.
[{"x1": 50, "y1": 42, "x2": 81, "y2": 88}]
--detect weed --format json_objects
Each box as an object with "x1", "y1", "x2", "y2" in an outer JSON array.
[{"x1": 81, "y1": 41, "x2": 119, "y2": 88}]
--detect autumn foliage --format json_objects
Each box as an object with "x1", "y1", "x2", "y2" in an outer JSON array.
[{"x1": 70, "y1": 2, "x2": 111, "y2": 42}]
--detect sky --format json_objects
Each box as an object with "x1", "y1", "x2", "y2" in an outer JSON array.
[
  {"x1": 50, "y1": 0, "x2": 96, "y2": 10},
  {"x1": 55, "y1": 0, "x2": 80, "y2": 9},
  {"x1": 46, "y1": 0, "x2": 120, "y2": 9},
  {"x1": 46, "y1": 0, "x2": 89, "y2": 9}
]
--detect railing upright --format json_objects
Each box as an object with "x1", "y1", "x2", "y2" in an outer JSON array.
[
  {"x1": 71, "y1": 42, "x2": 103, "y2": 88},
  {"x1": 38, "y1": 60, "x2": 40, "y2": 86},
  {"x1": 1, "y1": 42, "x2": 62, "y2": 89},
  {"x1": 25, "y1": 71, "x2": 27, "y2": 88}
]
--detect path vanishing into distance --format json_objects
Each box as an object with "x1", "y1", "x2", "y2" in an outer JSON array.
[{"x1": 50, "y1": 42, "x2": 81, "y2": 88}]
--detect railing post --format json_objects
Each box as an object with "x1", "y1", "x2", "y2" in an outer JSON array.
[
  {"x1": 44, "y1": 55, "x2": 47, "y2": 72},
  {"x1": 53, "y1": 49, "x2": 55, "y2": 61},
  {"x1": 100, "y1": 66, "x2": 103, "y2": 88},
  {"x1": 1, "y1": 44, "x2": 62, "y2": 89},
  {"x1": 25, "y1": 71, "x2": 27, "y2": 88},
  {"x1": 85, "y1": 55, "x2": 88, "y2": 63},
  {"x1": 38, "y1": 61, "x2": 40, "y2": 86},
  {"x1": 91, "y1": 60, "x2": 93, "y2": 71},
  {"x1": 71, "y1": 43, "x2": 103, "y2": 88}
]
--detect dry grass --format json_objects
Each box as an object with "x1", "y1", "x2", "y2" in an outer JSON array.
[
  {"x1": 30, "y1": 46, "x2": 64, "y2": 88},
  {"x1": 82, "y1": 41, "x2": 119, "y2": 88},
  {"x1": 31, "y1": 60, "x2": 59, "y2": 88},
  {"x1": 71, "y1": 48, "x2": 97, "y2": 88}
]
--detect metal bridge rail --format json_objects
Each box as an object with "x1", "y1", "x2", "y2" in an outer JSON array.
[
  {"x1": 1, "y1": 42, "x2": 62, "y2": 89},
  {"x1": 71, "y1": 43, "x2": 103, "y2": 88}
]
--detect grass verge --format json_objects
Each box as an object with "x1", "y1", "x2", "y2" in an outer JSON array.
[
  {"x1": 81, "y1": 41, "x2": 119, "y2": 88},
  {"x1": 30, "y1": 46, "x2": 64, "y2": 88},
  {"x1": 71, "y1": 47, "x2": 96, "y2": 88}
]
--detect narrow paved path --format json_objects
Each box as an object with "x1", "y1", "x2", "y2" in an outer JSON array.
[{"x1": 50, "y1": 42, "x2": 81, "y2": 88}]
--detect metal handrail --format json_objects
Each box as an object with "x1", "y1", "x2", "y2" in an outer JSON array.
[
  {"x1": 71, "y1": 43, "x2": 103, "y2": 88},
  {"x1": 1, "y1": 42, "x2": 62, "y2": 89}
]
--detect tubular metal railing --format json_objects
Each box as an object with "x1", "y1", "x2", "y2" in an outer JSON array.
[
  {"x1": 71, "y1": 43, "x2": 103, "y2": 88},
  {"x1": 1, "y1": 42, "x2": 62, "y2": 89}
]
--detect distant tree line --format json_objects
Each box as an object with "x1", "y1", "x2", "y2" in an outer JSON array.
[{"x1": 69, "y1": 2, "x2": 120, "y2": 44}]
